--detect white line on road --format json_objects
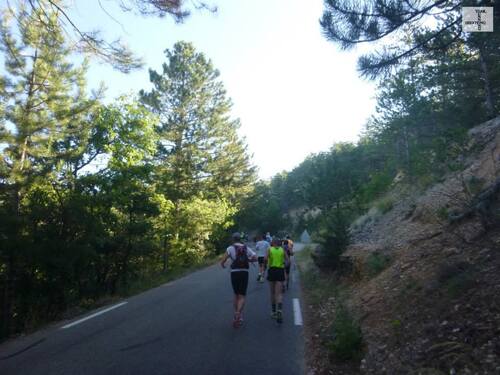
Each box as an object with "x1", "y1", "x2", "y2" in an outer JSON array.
[
  {"x1": 293, "y1": 298, "x2": 303, "y2": 326},
  {"x1": 61, "y1": 302, "x2": 128, "y2": 329}
]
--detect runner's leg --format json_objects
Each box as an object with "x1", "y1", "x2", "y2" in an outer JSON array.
[
  {"x1": 275, "y1": 281, "x2": 284, "y2": 323},
  {"x1": 269, "y1": 280, "x2": 277, "y2": 318},
  {"x1": 236, "y1": 295, "x2": 245, "y2": 314}
]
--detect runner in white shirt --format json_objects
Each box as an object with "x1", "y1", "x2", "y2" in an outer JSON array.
[
  {"x1": 255, "y1": 234, "x2": 270, "y2": 282},
  {"x1": 220, "y1": 232, "x2": 257, "y2": 328}
]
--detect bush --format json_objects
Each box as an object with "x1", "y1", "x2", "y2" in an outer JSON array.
[
  {"x1": 366, "y1": 252, "x2": 391, "y2": 276},
  {"x1": 436, "y1": 206, "x2": 449, "y2": 222},
  {"x1": 437, "y1": 261, "x2": 476, "y2": 299},
  {"x1": 312, "y1": 207, "x2": 351, "y2": 270},
  {"x1": 328, "y1": 306, "x2": 363, "y2": 361},
  {"x1": 375, "y1": 197, "x2": 394, "y2": 214}
]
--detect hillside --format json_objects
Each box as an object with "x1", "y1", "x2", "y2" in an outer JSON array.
[{"x1": 305, "y1": 116, "x2": 500, "y2": 375}]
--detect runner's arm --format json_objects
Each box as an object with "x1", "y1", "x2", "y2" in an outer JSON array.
[
  {"x1": 248, "y1": 248, "x2": 258, "y2": 262},
  {"x1": 220, "y1": 252, "x2": 230, "y2": 268}
]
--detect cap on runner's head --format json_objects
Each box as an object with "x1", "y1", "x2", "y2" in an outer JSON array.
[
  {"x1": 232, "y1": 232, "x2": 241, "y2": 241},
  {"x1": 271, "y1": 237, "x2": 281, "y2": 246}
]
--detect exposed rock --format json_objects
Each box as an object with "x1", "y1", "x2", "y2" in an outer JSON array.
[{"x1": 302, "y1": 116, "x2": 500, "y2": 375}]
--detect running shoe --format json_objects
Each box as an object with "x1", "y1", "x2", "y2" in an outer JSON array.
[
  {"x1": 276, "y1": 310, "x2": 283, "y2": 324},
  {"x1": 233, "y1": 312, "x2": 242, "y2": 328},
  {"x1": 271, "y1": 311, "x2": 277, "y2": 319}
]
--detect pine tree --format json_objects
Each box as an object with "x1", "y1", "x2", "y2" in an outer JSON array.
[
  {"x1": 140, "y1": 41, "x2": 255, "y2": 269},
  {"x1": 320, "y1": 0, "x2": 499, "y2": 79},
  {"x1": 0, "y1": 4, "x2": 98, "y2": 337},
  {"x1": 140, "y1": 41, "x2": 255, "y2": 203},
  {"x1": 0, "y1": 5, "x2": 98, "y2": 190},
  {"x1": 5, "y1": 0, "x2": 216, "y2": 72}
]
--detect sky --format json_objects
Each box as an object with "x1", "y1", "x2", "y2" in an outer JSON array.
[{"x1": 68, "y1": 0, "x2": 377, "y2": 179}]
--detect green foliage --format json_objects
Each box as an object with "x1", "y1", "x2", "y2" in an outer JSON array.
[
  {"x1": 328, "y1": 305, "x2": 363, "y2": 361},
  {"x1": 235, "y1": 180, "x2": 289, "y2": 234},
  {"x1": 138, "y1": 41, "x2": 255, "y2": 270},
  {"x1": 437, "y1": 262, "x2": 476, "y2": 299},
  {"x1": 365, "y1": 252, "x2": 391, "y2": 277},
  {"x1": 295, "y1": 245, "x2": 341, "y2": 306},
  {"x1": 296, "y1": 246, "x2": 363, "y2": 362},
  {"x1": 313, "y1": 207, "x2": 351, "y2": 270},
  {"x1": 168, "y1": 197, "x2": 236, "y2": 267},
  {"x1": 0, "y1": 28, "x2": 254, "y2": 339},
  {"x1": 436, "y1": 207, "x2": 450, "y2": 222},
  {"x1": 375, "y1": 197, "x2": 394, "y2": 214},
  {"x1": 358, "y1": 171, "x2": 393, "y2": 205},
  {"x1": 140, "y1": 41, "x2": 255, "y2": 204},
  {"x1": 7, "y1": 0, "x2": 210, "y2": 72}
]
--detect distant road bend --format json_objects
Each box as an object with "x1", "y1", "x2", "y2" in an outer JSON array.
[{"x1": 0, "y1": 244, "x2": 306, "y2": 375}]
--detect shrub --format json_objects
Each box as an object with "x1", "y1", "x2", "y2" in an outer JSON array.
[
  {"x1": 366, "y1": 252, "x2": 391, "y2": 276},
  {"x1": 376, "y1": 197, "x2": 394, "y2": 214},
  {"x1": 437, "y1": 261, "x2": 476, "y2": 299},
  {"x1": 436, "y1": 206, "x2": 449, "y2": 222},
  {"x1": 328, "y1": 306, "x2": 363, "y2": 361},
  {"x1": 358, "y1": 171, "x2": 393, "y2": 204},
  {"x1": 312, "y1": 207, "x2": 351, "y2": 270}
]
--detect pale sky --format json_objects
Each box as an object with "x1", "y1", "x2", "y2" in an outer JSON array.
[{"x1": 69, "y1": 0, "x2": 377, "y2": 179}]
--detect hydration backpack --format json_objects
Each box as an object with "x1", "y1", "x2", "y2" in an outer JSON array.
[{"x1": 231, "y1": 244, "x2": 249, "y2": 269}]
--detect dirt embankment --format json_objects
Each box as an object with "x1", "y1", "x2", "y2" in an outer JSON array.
[{"x1": 305, "y1": 116, "x2": 500, "y2": 375}]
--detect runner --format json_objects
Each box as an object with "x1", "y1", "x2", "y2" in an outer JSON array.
[
  {"x1": 255, "y1": 235, "x2": 270, "y2": 282},
  {"x1": 220, "y1": 232, "x2": 257, "y2": 328},
  {"x1": 283, "y1": 239, "x2": 294, "y2": 291},
  {"x1": 265, "y1": 232, "x2": 272, "y2": 243},
  {"x1": 286, "y1": 235, "x2": 294, "y2": 253},
  {"x1": 264, "y1": 237, "x2": 289, "y2": 324}
]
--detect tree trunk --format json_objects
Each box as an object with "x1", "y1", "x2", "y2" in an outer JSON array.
[{"x1": 478, "y1": 47, "x2": 495, "y2": 119}]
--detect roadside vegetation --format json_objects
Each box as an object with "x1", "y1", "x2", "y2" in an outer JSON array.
[
  {"x1": 1, "y1": 5, "x2": 499, "y2": 374},
  {"x1": 296, "y1": 247, "x2": 363, "y2": 371},
  {"x1": 0, "y1": 6, "x2": 254, "y2": 341}
]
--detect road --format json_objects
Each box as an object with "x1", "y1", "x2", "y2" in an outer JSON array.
[{"x1": 0, "y1": 244, "x2": 305, "y2": 375}]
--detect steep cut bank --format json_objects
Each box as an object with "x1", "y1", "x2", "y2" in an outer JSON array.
[{"x1": 307, "y1": 116, "x2": 500, "y2": 375}]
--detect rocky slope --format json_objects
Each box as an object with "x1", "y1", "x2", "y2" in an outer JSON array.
[{"x1": 333, "y1": 116, "x2": 500, "y2": 375}]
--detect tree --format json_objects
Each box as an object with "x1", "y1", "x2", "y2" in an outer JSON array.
[
  {"x1": 141, "y1": 42, "x2": 255, "y2": 203},
  {"x1": 140, "y1": 41, "x2": 255, "y2": 268},
  {"x1": 0, "y1": 7, "x2": 99, "y2": 189},
  {"x1": 320, "y1": 0, "x2": 499, "y2": 79},
  {"x1": 3, "y1": 0, "x2": 216, "y2": 72},
  {"x1": 0, "y1": 5, "x2": 99, "y2": 337}
]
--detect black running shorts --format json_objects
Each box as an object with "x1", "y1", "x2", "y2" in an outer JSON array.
[
  {"x1": 258, "y1": 256, "x2": 265, "y2": 265},
  {"x1": 267, "y1": 267, "x2": 285, "y2": 282},
  {"x1": 231, "y1": 271, "x2": 249, "y2": 295}
]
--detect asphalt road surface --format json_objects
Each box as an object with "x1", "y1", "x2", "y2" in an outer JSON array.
[{"x1": 0, "y1": 244, "x2": 305, "y2": 375}]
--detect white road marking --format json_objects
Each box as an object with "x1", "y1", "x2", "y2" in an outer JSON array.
[
  {"x1": 293, "y1": 298, "x2": 303, "y2": 326},
  {"x1": 61, "y1": 302, "x2": 128, "y2": 329}
]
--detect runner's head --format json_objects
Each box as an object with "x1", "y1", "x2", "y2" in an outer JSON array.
[
  {"x1": 232, "y1": 232, "x2": 242, "y2": 242},
  {"x1": 271, "y1": 237, "x2": 281, "y2": 247}
]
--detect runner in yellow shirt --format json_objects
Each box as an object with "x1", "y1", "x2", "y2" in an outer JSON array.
[{"x1": 264, "y1": 237, "x2": 289, "y2": 324}]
